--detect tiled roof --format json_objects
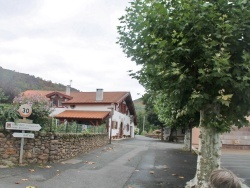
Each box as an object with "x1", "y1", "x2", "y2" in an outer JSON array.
[
  {"x1": 54, "y1": 110, "x2": 110, "y2": 120},
  {"x1": 22, "y1": 90, "x2": 130, "y2": 104},
  {"x1": 46, "y1": 91, "x2": 72, "y2": 99},
  {"x1": 22, "y1": 90, "x2": 56, "y2": 96},
  {"x1": 64, "y1": 92, "x2": 129, "y2": 104},
  {"x1": 22, "y1": 90, "x2": 136, "y2": 118}
]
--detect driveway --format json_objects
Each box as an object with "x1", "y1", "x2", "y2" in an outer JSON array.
[{"x1": 0, "y1": 135, "x2": 197, "y2": 188}]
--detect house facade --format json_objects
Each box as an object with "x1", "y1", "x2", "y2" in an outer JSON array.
[{"x1": 22, "y1": 87, "x2": 137, "y2": 138}]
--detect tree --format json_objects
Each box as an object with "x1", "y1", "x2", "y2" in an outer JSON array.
[
  {"x1": 154, "y1": 92, "x2": 199, "y2": 145},
  {"x1": 0, "y1": 88, "x2": 15, "y2": 129},
  {"x1": 0, "y1": 88, "x2": 8, "y2": 103},
  {"x1": 142, "y1": 93, "x2": 165, "y2": 140},
  {"x1": 0, "y1": 105, "x2": 19, "y2": 130},
  {"x1": 13, "y1": 94, "x2": 53, "y2": 130},
  {"x1": 117, "y1": 0, "x2": 250, "y2": 187}
]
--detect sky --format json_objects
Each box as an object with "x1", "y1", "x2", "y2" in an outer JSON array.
[{"x1": 0, "y1": 0, "x2": 145, "y2": 100}]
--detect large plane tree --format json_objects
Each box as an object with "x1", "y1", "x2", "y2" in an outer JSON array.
[{"x1": 117, "y1": 0, "x2": 250, "y2": 187}]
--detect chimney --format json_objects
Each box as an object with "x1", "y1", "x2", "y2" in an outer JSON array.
[
  {"x1": 96, "y1": 88, "x2": 103, "y2": 101},
  {"x1": 66, "y1": 85, "x2": 71, "y2": 95}
]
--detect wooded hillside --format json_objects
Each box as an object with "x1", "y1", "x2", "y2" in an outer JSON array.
[
  {"x1": 0, "y1": 66, "x2": 78, "y2": 102},
  {"x1": 133, "y1": 98, "x2": 145, "y2": 113}
]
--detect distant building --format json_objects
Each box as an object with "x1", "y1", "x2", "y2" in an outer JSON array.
[{"x1": 192, "y1": 126, "x2": 250, "y2": 150}]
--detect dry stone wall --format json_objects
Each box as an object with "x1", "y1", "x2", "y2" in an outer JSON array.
[{"x1": 0, "y1": 132, "x2": 108, "y2": 165}]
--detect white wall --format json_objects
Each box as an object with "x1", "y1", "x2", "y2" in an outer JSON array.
[
  {"x1": 70, "y1": 104, "x2": 112, "y2": 111},
  {"x1": 50, "y1": 108, "x2": 65, "y2": 117},
  {"x1": 51, "y1": 104, "x2": 135, "y2": 138},
  {"x1": 109, "y1": 110, "x2": 134, "y2": 138},
  {"x1": 163, "y1": 127, "x2": 185, "y2": 140}
]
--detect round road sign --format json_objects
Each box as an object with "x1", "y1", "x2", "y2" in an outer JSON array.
[{"x1": 18, "y1": 104, "x2": 32, "y2": 118}]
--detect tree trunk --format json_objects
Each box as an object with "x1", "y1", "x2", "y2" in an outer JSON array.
[
  {"x1": 183, "y1": 129, "x2": 191, "y2": 151},
  {"x1": 161, "y1": 126, "x2": 164, "y2": 141},
  {"x1": 186, "y1": 110, "x2": 222, "y2": 188},
  {"x1": 169, "y1": 128, "x2": 176, "y2": 142}
]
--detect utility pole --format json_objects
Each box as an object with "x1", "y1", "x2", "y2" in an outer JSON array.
[
  {"x1": 143, "y1": 115, "x2": 145, "y2": 133},
  {"x1": 108, "y1": 103, "x2": 114, "y2": 144}
]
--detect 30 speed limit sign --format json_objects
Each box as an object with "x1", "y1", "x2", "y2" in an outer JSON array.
[{"x1": 18, "y1": 104, "x2": 32, "y2": 118}]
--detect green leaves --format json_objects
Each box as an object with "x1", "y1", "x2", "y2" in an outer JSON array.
[
  {"x1": 0, "y1": 88, "x2": 8, "y2": 103},
  {"x1": 216, "y1": 91, "x2": 233, "y2": 107},
  {"x1": 202, "y1": 2, "x2": 213, "y2": 7},
  {"x1": 117, "y1": 0, "x2": 250, "y2": 132}
]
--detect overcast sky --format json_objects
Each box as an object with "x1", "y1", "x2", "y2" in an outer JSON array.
[{"x1": 0, "y1": 0, "x2": 145, "y2": 100}]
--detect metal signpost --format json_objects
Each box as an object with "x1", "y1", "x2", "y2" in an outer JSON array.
[
  {"x1": 12, "y1": 132, "x2": 35, "y2": 138},
  {"x1": 5, "y1": 104, "x2": 41, "y2": 164},
  {"x1": 5, "y1": 122, "x2": 41, "y2": 131}
]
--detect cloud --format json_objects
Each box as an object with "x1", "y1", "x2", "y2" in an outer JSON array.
[{"x1": 0, "y1": 0, "x2": 145, "y2": 100}]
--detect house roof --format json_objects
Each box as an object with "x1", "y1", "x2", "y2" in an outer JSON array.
[
  {"x1": 22, "y1": 90, "x2": 130, "y2": 104},
  {"x1": 46, "y1": 91, "x2": 73, "y2": 99},
  {"x1": 63, "y1": 92, "x2": 130, "y2": 104},
  {"x1": 22, "y1": 90, "x2": 137, "y2": 116},
  {"x1": 22, "y1": 90, "x2": 55, "y2": 97},
  {"x1": 54, "y1": 110, "x2": 110, "y2": 120}
]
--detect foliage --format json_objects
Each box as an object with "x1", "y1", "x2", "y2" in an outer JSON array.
[
  {"x1": 133, "y1": 98, "x2": 145, "y2": 113},
  {"x1": 134, "y1": 127, "x2": 139, "y2": 135},
  {"x1": 0, "y1": 89, "x2": 15, "y2": 129},
  {"x1": 154, "y1": 92, "x2": 199, "y2": 130},
  {"x1": 0, "y1": 104, "x2": 19, "y2": 130},
  {"x1": 117, "y1": 0, "x2": 250, "y2": 133},
  {"x1": 142, "y1": 93, "x2": 165, "y2": 127},
  {"x1": 0, "y1": 88, "x2": 8, "y2": 103},
  {"x1": 136, "y1": 111, "x2": 147, "y2": 134},
  {"x1": 13, "y1": 94, "x2": 53, "y2": 128}
]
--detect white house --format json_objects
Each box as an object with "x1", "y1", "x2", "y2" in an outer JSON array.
[{"x1": 22, "y1": 87, "x2": 137, "y2": 138}]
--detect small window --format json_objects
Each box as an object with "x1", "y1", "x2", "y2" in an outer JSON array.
[
  {"x1": 58, "y1": 99, "x2": 63, "y2": 107},
  {"x1": 112, "y1": 121, "x2": 118, "y2": 129},
  {"x1": 52, "y1": 99, "x2": 57, "y2": 107},
  {"x1": 126, "y1": 124, "x2": 129, "y2": 131}
]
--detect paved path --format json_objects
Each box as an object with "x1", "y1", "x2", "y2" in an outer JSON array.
[
  {"x1": 0, "y1": 136, "x2": 197, "y2": 188},
  {"x1": 0, "y1": 136, "x2": 249, "y2": 188},
  {"x1": 221, "y1": 149, "x2": 250, "y2": 186}
]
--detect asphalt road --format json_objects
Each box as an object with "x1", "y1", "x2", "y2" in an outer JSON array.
[
  {"x1": 0, "y1": 136, "x2": 197, "y2": 188},
  {"x1": 221, "y1": 150, "x2": 250, "y2": 186}
]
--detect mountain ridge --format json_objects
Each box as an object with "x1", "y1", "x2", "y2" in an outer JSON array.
[{"x1": 0, "y1": 66, "x2": 78, "y2": 102}]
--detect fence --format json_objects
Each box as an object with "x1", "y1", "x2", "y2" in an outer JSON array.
[
  {"x1": 0, "y1": 120, "x2": 107, "y2": 134},
  {"x1": 44, "y1": 121, "x2": 107, "y2": 134}
]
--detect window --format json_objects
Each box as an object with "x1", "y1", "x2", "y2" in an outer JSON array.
[
  {"x1": 112, "y1": 121, "x2": 118, "y2": 129},
  {"x1": 58, "y1": 99, "x2": 63, "y2": 107},
  {"x1": 51, "y1": 98, "x2": 64, "y2": 107},
  {"x1": 126, "y1": 124, "x2": 129, "y2": 131},
  {"x1": 52, "y1": 99, "x2": 57, "y2": 107}
]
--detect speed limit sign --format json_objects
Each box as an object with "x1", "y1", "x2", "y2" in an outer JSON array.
[{"x1": 18, "y1": 104, "x2": 32, "y2": 118}]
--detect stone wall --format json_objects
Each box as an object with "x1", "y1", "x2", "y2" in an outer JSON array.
[
  {"x1": 192, "y1": 126, "x2": 250, "y2": 150},
  {"x1": 221, "y1": 126, "x2": 250, "y2": 149},
  {"x1": 0, "y1": 132, "x2": 108, "y2": 165}
]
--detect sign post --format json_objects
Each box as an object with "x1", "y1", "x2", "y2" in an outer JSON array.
[
  {"x1": 19, "y1": 104, "x2": 32, "y2": 164},
  {"x1": 5, "y1": 122, "x2": 41, "y2": 131},
  {"x1": 13, "y1": 132, "x2": 35, "y2": 138},
  {"x1": 18, "y1": 104, "x2": 32, "y2": 118},
  {"x1": 19, "y1": 129, "x2": 25, "y2": 164},
  {"x1": 5, "y1": 104, "x2": 41, "y2": 164}
]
